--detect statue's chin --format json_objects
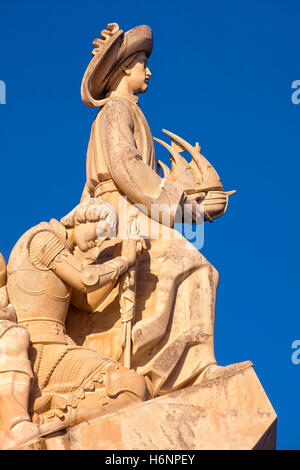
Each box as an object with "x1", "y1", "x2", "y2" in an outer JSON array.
[{"x1": 136, "y1": 84, "x2": 148, "y2": 94}]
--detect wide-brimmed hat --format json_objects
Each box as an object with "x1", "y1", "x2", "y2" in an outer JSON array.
[{"x1": 81, "y1": 23, "x2": 153, "y2": 107}]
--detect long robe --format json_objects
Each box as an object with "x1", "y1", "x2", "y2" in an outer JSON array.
[{"x1": 67, "y1": 92, "x2": 219, "y2": 395}]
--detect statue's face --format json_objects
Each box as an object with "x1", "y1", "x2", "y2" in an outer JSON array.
[
  {"x1": 73, "y1": 222, "x2": 98, "y2": 252},
  {"x1": 127, "y1": 52, "x2": 151, "y2": 94}
]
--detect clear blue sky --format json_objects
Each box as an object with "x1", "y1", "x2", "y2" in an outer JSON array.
[{"x1": 0, "y1": 0, "x2": 299, "y2": 450}]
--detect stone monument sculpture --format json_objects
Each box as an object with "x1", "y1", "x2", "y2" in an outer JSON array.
[{"x1": 0, "y1": 23, "x2": 277, "y2": 450}]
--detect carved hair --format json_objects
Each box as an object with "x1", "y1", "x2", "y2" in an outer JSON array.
[
  {"x1": 60, "y1": 197, "x2": 117, "y2": 229},
  {"x1": 106, "y1": 52, "x2": 141, "y2": 92}
]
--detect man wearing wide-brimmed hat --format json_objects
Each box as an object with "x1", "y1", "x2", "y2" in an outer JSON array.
[{"x1": 77, "y1": 23, "x2": 230, "y2": 396}]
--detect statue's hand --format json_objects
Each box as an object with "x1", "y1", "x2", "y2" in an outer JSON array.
[
  {"x1": 0, "y1": 304, "x2": 17, "y2": 322},
  {"x1": 121, "y1": 237, "x2": 146, "y2": 266},
  {"x1": 135, "y1": 237, "x2": 147, "y2": 254},
  {"x1": 121, "y1": 239, "x2": 138, "y2": 266},
  {"x1": 182, "y1": 190, "x2": 235, "y2": 222},
  {"x1": 185, "y1": 192, "x2": 206, "y2": 204},
  {"x1": 181, "y1": 192, "x2": 206, "y2": 224}
]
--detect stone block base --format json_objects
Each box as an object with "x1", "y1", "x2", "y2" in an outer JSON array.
[{"x1": 38, "y1": 361, "x2": 276, "y2": 450}]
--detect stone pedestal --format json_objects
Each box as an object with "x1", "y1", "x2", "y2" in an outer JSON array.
[{"x1": 40, "y1": 361, "x2": 276, "y2": 450}]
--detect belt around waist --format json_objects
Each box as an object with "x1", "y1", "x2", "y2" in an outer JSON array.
[{"x1": 18, "y1": 318, "x2": 68, "y2": 344}]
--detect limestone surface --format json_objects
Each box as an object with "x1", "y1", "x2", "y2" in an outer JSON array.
[{"x1": 40, "y1": 361, "x2": 276, "y2": 450}]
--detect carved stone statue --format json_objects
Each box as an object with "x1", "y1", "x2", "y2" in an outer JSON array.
[
  {"x1": 2, "y1": 198, "x2": 147, "y2": 440},
  {"x1": 0, "y1": 22, "x2": 277, "y2": 450},
  {"x1": 0, "y1": 266, "x2": 65, "y2": 450},
  {"x1": 71, "y1": 23, "x2": 235, "y2": 396}
]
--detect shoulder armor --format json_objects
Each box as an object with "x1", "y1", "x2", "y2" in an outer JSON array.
[{"x1": 29, "y1": 230, "x2": 65, "y2": 270}]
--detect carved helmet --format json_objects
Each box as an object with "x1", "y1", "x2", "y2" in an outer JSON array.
[{"x1": 81, "y1": 23, "x2": 153, "y2": 107}]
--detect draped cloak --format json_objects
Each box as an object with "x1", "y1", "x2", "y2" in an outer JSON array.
[{"x1": 66, "y1": 92, "x2": 218, "y2": 395}]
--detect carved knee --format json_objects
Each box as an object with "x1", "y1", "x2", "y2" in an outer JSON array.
[
  {"x1": 105, "y1": 363, "x2": 146, "y2": 402},
  {"x1": 167, "y1": 239, "x2": 203, "y2": 274},
  {"x1": 1, "y1": 326, "x2": 30, "y2": 358}
]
